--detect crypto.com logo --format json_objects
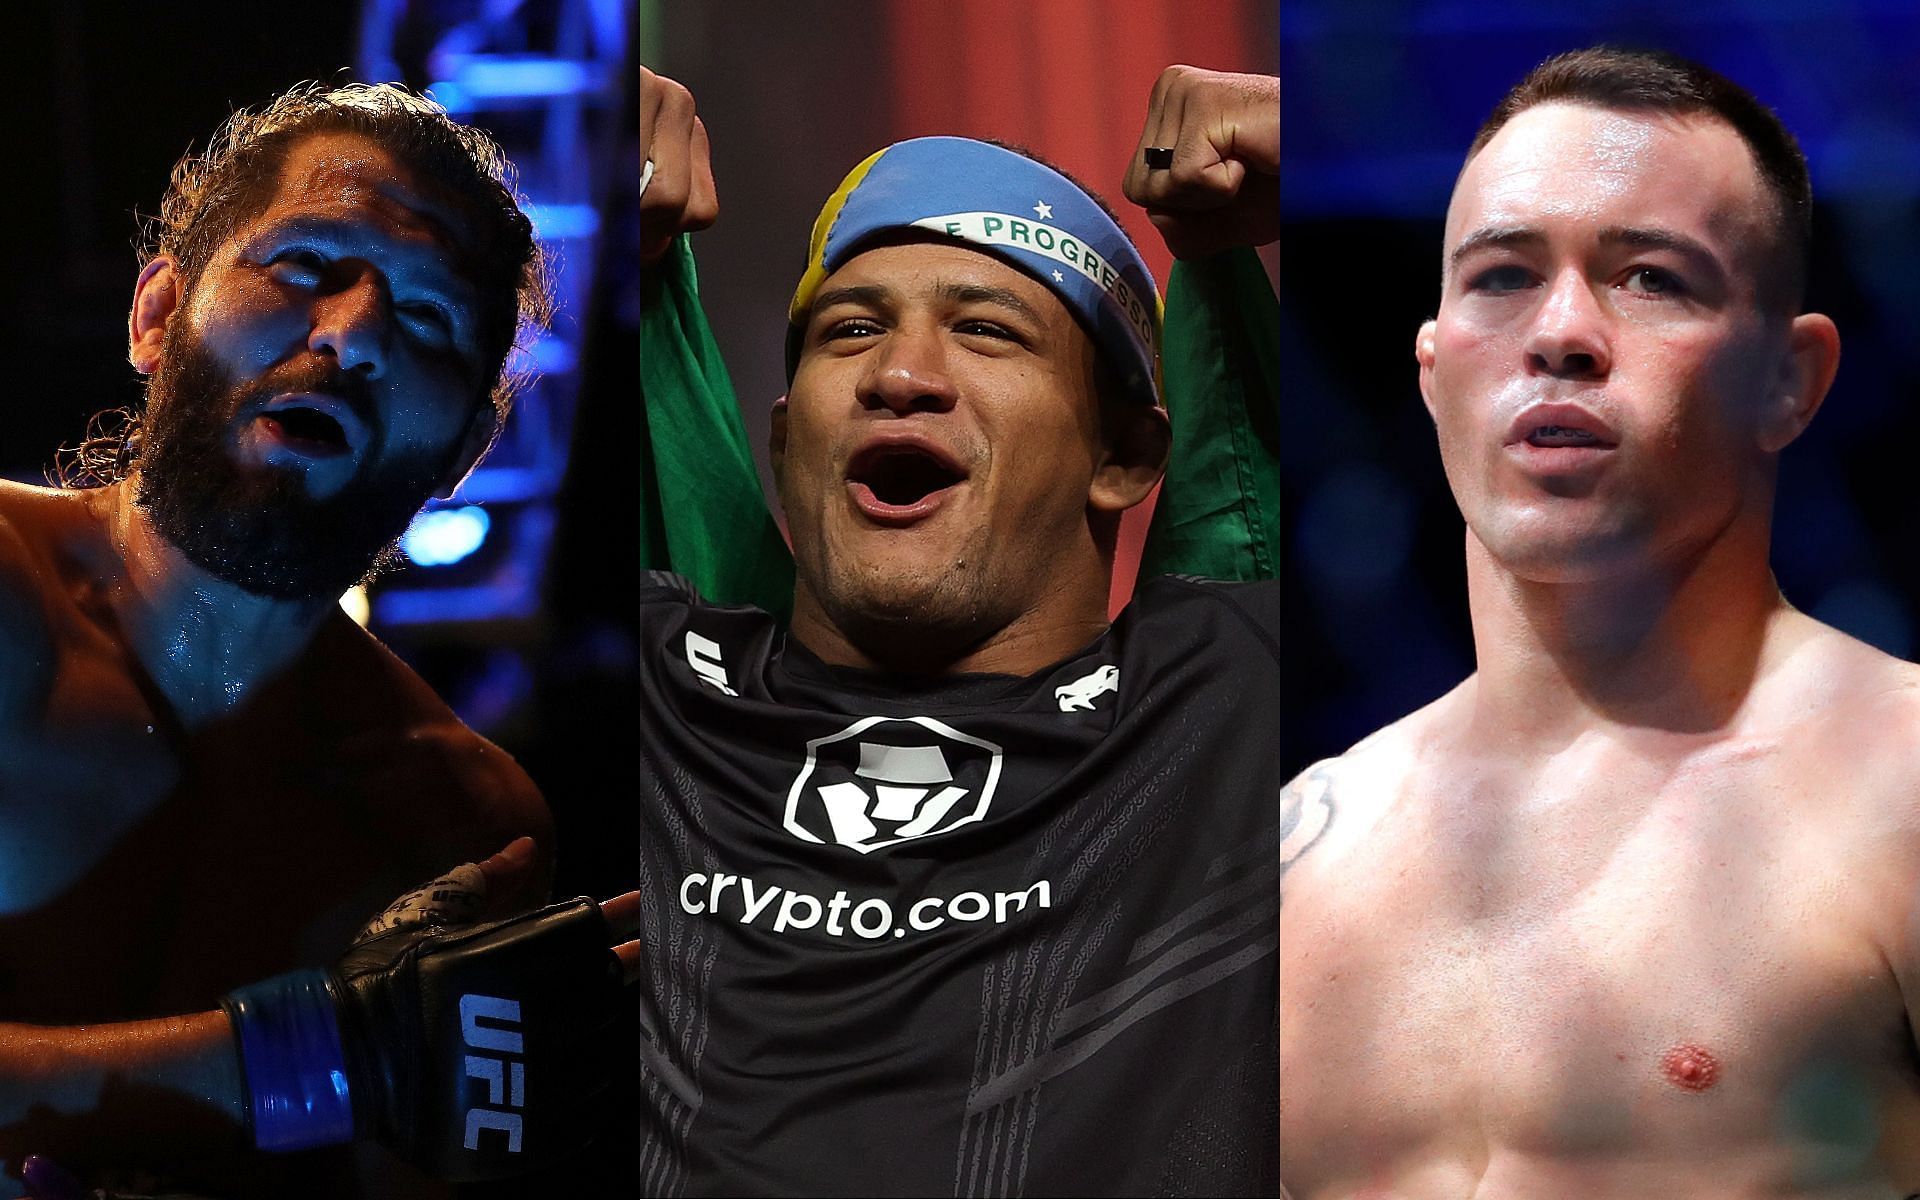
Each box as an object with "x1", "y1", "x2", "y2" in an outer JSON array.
[{"x1": 783, "y1": 716, "x2": 1004, "y2": 854}]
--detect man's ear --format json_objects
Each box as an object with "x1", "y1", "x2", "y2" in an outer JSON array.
[
  {"x1": 1415, "y1": 319, "x2": 1439, "y2": 422},
  {"x1": 433, "y1": 403, "x2": 502, "y2": 500},
  {"x1": 768, "y1": 395, "x2": 790, "y2": 482},
  {"x1": 130, "y1": 257, "x2": 181, "y2": 374},
  {"x1": 1757, "y1": 312, "x2": 1841, "y2": 454},
  {"x1": 1089, "y1": 403, "x2": 1171, "y2": 514}
]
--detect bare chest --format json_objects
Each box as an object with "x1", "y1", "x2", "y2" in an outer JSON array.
[
  {"x1": 0, "y1": 637, "x2": 465, "y2": 1022},
  {"x1": 0, "y1": 618, "x2": 182, "y2": 915},
  {"x1": 1280, "y1": 757, "x2": 1920, "y2": 1191}
]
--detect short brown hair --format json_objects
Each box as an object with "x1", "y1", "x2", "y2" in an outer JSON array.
[
  {"x1": 148, "y1": 81, "x2": 552, "y2": 423},
  {"x1": 1467, "y1": 47, "x2": 1812, "y2": 309}
]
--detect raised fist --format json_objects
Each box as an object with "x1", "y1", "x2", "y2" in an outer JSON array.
[
  {"x1": 641, "y1": 66, "x2": 719, "y2": 264},
  {"x1": 1122, "y1": 66, "x2": 1280, "y2": 260}
]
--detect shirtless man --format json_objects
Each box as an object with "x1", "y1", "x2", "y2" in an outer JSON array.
[
  {"x1": 0, "y1": 83, "x2": 553, "y2": 1192},
  {"x1": 1274, "y1": 47, "x2": 1920, "y2": 1197}
]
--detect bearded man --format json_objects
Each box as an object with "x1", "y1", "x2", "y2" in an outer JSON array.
[{"x1": 0, "y1": 83, "x2": 560, "y2": 1197}]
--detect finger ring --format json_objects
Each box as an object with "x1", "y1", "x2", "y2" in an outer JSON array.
[{"x1": 1143, "y1": 146, "x2": 1175, "y2": 170}]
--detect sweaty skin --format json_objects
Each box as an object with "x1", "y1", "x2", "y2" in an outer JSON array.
[
  {"x1": 0, "y1": 485, "x2": 546, "y2": 1017},
  {"x1": 1277, "y1": 101, "x2": 1920, "y2": 1198},
  {"x1": 1280, "y1": 642, "x2": 1920, "y2": 1197},
  {"x1": 0, "y1": 132, "x2": 550, "y2": 1194}
]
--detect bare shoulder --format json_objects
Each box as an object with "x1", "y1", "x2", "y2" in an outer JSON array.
[
  {"x1": 0, "y1": 482, "x2": 108, "y2": 715},
  {"x1": 313, "y1": 618, "x2": 554, "y2": 861},
  {"x1": 0, "y1": 477, "x2": 104, "y2": 538},
  {"x1": 1754, "y1": 618, "x2": 1920, "y2": 940},
  {"x1": 1768, "y1": 614, "x2": 1920, "y2": 807},
  {"x1": 0, "y1": 479, "x2": 85, "y2": 580},
  {"x1": 394, "y1": 707, "x2": 551, "y2": 838},
  {"x1": 1281, "y1": 680, "x2": 1470, "y2": 889},
  {"x1": 1773, "y1": 620, "x2": 1920, "y2": 1003},
  {"x1": 0, "y1": 480, "x2": 120, "y2": 600},
  {"x1": 1295, "y1": 678, "x2": 1471, "y2": 802},
  {"x1": 0, "y1": 481, "x2": 50, "y2": 603}
]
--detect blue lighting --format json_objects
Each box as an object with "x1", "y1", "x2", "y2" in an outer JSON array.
[
  {"x1": 460, "y1": 58, "x2": 590, "y2": 97},
  {"x1": 524, "y1": 202, "x2": 601, "y2": 240},
  {"x1": 402, "y1": 506, "x2": 490, "y2": 567},
  {"x1": 435, "y1": 57, "x2": 594, "y2": 103}
]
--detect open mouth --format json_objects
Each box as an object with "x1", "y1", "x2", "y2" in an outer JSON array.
[
  {"x1": 845, "y1": 441, "x2": 968, "y2": 519},
  {"x1": 1526, "y1": 424, "x2": 1611, "y2": 449},
  {"x1": 1508, "y1": 404, "x2": 1617, "y2": 455},
  {"x1": 262, "y1": 406, "x2": 349, "y2": 452},
  {"x1": 255, "y1": 392, "x2": 369, "y2": 460}
]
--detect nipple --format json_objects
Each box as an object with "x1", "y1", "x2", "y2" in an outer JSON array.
[{"x1": 1660, "y1": 1042, "x2": 1720, "y2": 1092}]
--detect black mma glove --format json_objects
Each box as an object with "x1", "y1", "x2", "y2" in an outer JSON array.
[{"x1": 220, "y1": 892, "x2": 624, "y2": 1181}]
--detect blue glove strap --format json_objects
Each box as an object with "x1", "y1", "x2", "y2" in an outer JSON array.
[{"x1": 222, "y1": 968, "x2": 355, "y2": 1151}]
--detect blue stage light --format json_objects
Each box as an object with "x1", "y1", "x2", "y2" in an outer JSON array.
[
  {"x1": 402, "y1": 506, "x2": 491, "y2": 567},
  {"x1": 524, "y1": 202, "x2": 600, "y2": 240},
  {"x1": 459, "y1": 57, "x2": 591, "y2": 98}
]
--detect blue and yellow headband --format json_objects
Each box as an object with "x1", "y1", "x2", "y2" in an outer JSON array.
[{"x1": 786, "y1": 137, "x2": 1163, "y2": 406}]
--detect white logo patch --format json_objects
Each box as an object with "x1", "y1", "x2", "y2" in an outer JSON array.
[
  {"x1": 1055, "y1": 664, "x2": 1119, "y2": 712},
  {"x1": 784, "y1": 716, "x2": 1004, "y2": 854},
  {"x1": 684, "y1": 632, "x2": 738, "y2": 696}
]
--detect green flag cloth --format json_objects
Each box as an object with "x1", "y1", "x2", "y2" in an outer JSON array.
[
  {"x1": 1140, "y1": 248, "x2": 1281, "y2": 583},
  {"x1": 638, "y1": 234, "x2": 795, "y2": 620}
]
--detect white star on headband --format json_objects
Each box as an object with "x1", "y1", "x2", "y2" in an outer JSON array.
[
  {"x1": 1034, "y1": 201, "x2": 1054, "y2": 220},
  {"x1": 1051, "y1": 270, "x2": 1065, "y2": 282}
]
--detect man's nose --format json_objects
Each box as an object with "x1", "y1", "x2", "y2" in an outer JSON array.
[
  {"x1": 858, "y1": 326, "x2": 958, "y2": 415},
  {"x1": 307, "y1": 266, "x2": 390, "y2": 380},
  {"x1": 1524, "y1": 270, "x2": 1610, "y2": 380}
]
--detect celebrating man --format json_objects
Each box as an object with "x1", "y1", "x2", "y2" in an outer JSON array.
[
  {"x1": 637, "y1": 65, "x2": 1281, "y2": 1194},
  {"x1": 1275, "y1": 48, "x2": 1920, "y2": 1197}
]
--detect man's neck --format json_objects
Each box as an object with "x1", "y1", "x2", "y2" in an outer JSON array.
[
  {"x1": 98, "y1": 479, "x2": 341, "y2": 726},
  {"x1": 789, "y1": 591, "x2": 1110, "y2": 678},
  {"x1": 1462, "y1": 515, "x2": 1792, "y2": 748}
]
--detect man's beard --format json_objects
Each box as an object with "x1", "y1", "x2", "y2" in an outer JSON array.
[{"x1": 133, "y1": 328, "x2": 458, "y2": 601}]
